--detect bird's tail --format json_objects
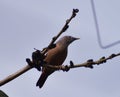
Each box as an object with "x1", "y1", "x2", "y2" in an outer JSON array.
[{"x1": 36, "y1": 72, "x2": 49, "y2": 88}]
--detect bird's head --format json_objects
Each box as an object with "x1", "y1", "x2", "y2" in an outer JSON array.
[{"x1": 56, "y1": 36, "x2": 80, "y2": 47}]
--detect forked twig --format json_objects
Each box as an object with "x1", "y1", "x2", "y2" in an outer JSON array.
[{"x1": 0, "y1": 9, "x2": 79, "y2": 87}]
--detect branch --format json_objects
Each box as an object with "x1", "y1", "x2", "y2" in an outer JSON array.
[
  {"x1": 0, "y1": 65, "x2": 32, "y2": 86},
  {"x1": 0, "y1": 9, "x2": 79, "y2": 87},
  {"x1": 41, "y1": 9, "x2": 79, "y2": 55},
  {"x1": 0, "y1": 52, "x2": 120, "y2": 86},
  {"x1": 45, "y1": 53, "x2": 120, "y2": 71}
]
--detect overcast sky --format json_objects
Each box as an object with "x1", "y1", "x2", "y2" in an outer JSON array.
[{"x1": 0, "y1": 0, "x2": 120, "y2": 97}]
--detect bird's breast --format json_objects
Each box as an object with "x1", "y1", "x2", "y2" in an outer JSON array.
[{"x1": 44, "y1": 46, "x2": 67, "y2": 66}]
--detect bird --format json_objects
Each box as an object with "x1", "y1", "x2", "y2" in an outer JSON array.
[{"x1": 36, "y1": 36, "x2": 79, "y2": 88}]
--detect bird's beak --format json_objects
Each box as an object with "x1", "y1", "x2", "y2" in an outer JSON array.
[{"x1": 74, "y1": 37, "x2": 80, "y2": 40}]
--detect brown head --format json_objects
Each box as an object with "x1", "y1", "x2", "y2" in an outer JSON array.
[{"x1": 56, "y1": 36, "x2": 80, "y2": 48}]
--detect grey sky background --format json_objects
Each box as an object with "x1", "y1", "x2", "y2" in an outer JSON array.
[{"x1": 0, "y1": 0, "x2": 120, "y2": 97}]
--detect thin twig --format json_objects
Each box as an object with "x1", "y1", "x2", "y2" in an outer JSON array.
[
  {"x1": 41, "y1": 9, "x2": 79, "y2": 55},
  {"x1": 45, "y1": 53, "x2": 120, "y2": 71}
]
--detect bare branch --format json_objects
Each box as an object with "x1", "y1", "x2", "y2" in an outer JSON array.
[
  {"x1": 0, "y1": 52, "x2": 120, "y2": 87},
  {"x1": 0, "y1": 65, "x2": 32, "y2": 86},
  {"x1": 45, "y1": 53, "x2": 120, "y2": 71},
  {"x1": 41, "y1": 9, "x2": 79, "y2": 55}
]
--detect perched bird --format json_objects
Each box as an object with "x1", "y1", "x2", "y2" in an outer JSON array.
[{"x1": 36, "y1": 36, "x2": 79, "y2": 88}]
